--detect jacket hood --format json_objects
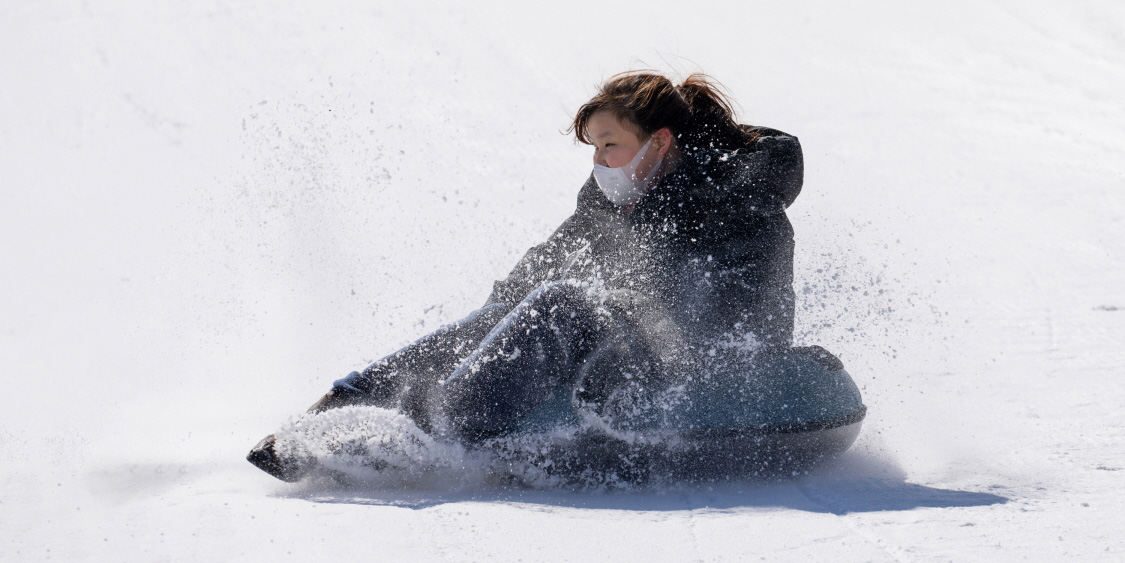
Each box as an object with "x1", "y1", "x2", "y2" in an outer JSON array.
[{"x1": 667, "y1": 127, "x2": 804, "y2": 211}]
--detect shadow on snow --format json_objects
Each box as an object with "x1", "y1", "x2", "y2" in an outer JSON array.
[{"x1": 279, "y1": 450, "x2": 1009, "y2": 515}]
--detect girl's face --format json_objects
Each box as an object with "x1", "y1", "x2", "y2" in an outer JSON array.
[
  {"x1": 588, "y1": 110, "x2": 648, "y2": 168},
  {"x1": 588, "y1": 110, "x2": 670, "y2": 184}
]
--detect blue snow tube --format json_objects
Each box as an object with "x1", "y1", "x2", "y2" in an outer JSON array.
[{"x1": 509, "y1": 345, "x2": 867, "y2": 479}]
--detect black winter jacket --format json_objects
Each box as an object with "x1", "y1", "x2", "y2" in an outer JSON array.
[{"x1": 486, "y1": 126, "x2": 802, "y2": 351}]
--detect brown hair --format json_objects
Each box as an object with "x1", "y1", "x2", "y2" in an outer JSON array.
[{"x1": 568, "y1": 71, "x2": 760, "y2": 152}]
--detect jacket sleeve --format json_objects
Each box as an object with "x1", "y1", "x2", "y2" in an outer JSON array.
[{"x1": 484, "y1": 175, "x2": 605, "y2": 307}]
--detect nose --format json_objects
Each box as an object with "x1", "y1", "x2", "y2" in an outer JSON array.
[{"x1": 593, "y1": 147, "x2": 607, "y2": 167}]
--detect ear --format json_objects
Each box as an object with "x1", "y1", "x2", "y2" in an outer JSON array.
[{"x1": 653, "y1": 128, "x2": 674, "y2": 157}]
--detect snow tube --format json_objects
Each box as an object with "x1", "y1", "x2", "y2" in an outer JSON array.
[{"x1": 501, "y1": 345, "x2": 867, "y2": 480}]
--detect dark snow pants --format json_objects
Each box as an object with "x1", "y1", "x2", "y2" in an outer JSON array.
[{"x1": 326, "y1": 280, "x2": 656, "y2": 440}]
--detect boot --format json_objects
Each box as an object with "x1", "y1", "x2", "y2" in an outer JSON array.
[
  {"x1": 246, "y1": 434, "x2": 312, "y2": 482},
  {"x1": 247, "y1": 387, "x2": 365, "y2": 481}
]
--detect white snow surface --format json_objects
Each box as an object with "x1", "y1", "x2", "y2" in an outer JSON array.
[{"x1": 2, "y1": 0, "x2": 1124, "y2": 560}]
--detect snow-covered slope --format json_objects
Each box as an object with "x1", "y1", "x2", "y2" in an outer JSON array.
[{"x1": 2, "y1": 0, "x2": 1123, "y2": 560}]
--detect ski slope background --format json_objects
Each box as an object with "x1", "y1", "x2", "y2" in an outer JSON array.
[{"x1": 2, "y1": 0, "x2": 1123, "y2": 561}]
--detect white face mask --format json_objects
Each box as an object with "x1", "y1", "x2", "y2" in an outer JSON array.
[{"x1": 592, "y1": 136, "x2": 664, "y2": 207}]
